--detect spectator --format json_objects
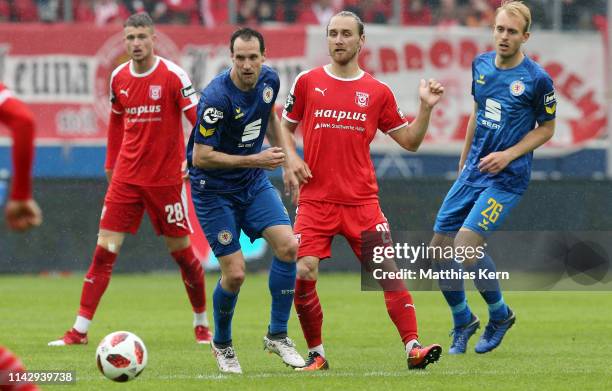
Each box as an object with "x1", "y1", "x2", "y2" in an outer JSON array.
[
  {"x1": 297, "y1": 0, "x2": 336, "y2": 25},
  {"x1": 37, "y1": 0, "x2": 59, "y2": 22},
  {"x1": 462, "y1": 0, "x2": 494, "y2": 27},
  {"x1": 200, "y1": 0, "x2": 228, "y2": 26},
  {"x1": 93, "y1": 0, "x2": 129, "y2": 25},
  {"x1": 433, "y1": 0, "x2": 459, "y2": 26},
  {"x1": 257, "y1": 0, "x2": 277, "y2": 24},
  {"x1": 361, "y1": 0, "x2": 391, "y2": 24},
  {"x1": 403, "y1": 0, "x2": 432, "y2": 26},
  {"x1": 237, "y1": 0, "x2": 258, "y2": 24},
  {"x1": 12, "y1": 0, "x2": 38, "y2": 22},
  {"x1": 164, "y1": 0, "x2": 199, "y2": 24}
]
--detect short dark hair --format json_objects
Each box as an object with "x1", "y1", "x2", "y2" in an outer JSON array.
[
  {"x1": 230, "y1": 27, "x2": 265, "y2": 54},
  {"x1": 327, "y1": 11, "x2": 364, "y2": 36},
  {"x1": 124, "y1": 13, "x2": 154, "y2": 29}
]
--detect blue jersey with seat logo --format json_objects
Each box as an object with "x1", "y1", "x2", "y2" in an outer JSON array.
[
  {"x1": 459, "y1": 51, "x2": 556, "y2": 194},
  {"x1": 187, "y1": 65, "x2": 280, "y2": 193}
]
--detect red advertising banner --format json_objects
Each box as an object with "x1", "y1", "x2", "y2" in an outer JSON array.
[
  {"x1": 0, "y1": 23, "x2": 306, "y2": 142},
  {"x1": 0, "y1": 24, "x2": 607, "y2": 153}
]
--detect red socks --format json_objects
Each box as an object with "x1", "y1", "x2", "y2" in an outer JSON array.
[
  {"x1": 78, "y1": 245, "x2": 117, "y2": 320},
  {"x1": 171, "y1": 246, "x2": 206, "y2": 313},
  {"x1": 384, "y1": 290, "x2": 418, "y2": 344},
  {"x1": 294, "y1": 279, "x2": 323, "y2": 348}
]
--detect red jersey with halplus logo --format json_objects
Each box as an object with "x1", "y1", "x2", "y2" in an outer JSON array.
[
  {"x1": 108, "y1": 56, "x2": 197, "y2": 186},
  {"x1": 282, "y1": 65, "x2": 408, "y2": 205}
]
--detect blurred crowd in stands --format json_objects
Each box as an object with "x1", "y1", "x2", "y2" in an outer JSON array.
[{"x1": 0, "y1": 0, "x2": 607, "y2": 30}]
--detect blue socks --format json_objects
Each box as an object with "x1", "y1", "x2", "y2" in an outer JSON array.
[
  {"x1": 212, "y1": 279, "x2": 238, "y2": 345},
  {"x1": 436, "y1": 258, "x2": 472, "y2": 327},
  {"x1": 465, "y1": 254, "x2": 508, "y2": 321},
  {"x1": 268, "y1": 257, "x2": 296, "y2": 336}
]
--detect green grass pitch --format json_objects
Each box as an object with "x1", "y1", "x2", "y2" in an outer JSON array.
[{"x1": 1, "y1": 273, "x2": 610, "y2": 390}]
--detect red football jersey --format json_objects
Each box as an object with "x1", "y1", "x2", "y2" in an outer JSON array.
[
  {"x1": 0, "y1": 82, "x2": 12, "y2": 106},
  {"x1": 282, "y1": 65, "x2": 408, "y2": 205},
  {"x1": 108, "y1": 56, "x2": 197, "y2": 186}
]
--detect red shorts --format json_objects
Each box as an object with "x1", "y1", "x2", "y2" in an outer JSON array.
[
  {"x1": 294, "y1": 200, "x2": 390, "y2": 260},
  {"x1": 100, "y1": 180, "x2": 193, "y2": 237}
]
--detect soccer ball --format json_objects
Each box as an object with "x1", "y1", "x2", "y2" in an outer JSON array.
[{"x1": 95, "y1": 331, "x2": 148, "y2": 382}]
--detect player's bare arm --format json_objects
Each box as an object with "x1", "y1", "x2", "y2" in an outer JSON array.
[
  {"x1": 389, "y1": 79, "x2": 444, "y2": 152},
  {"x1": 192, "y1": 143, "x2": 285, "y2": 170},
  {"x1": 264, "y1": 109, "x2": 284, "y2": 148},
  {"x1": 459, "y1": 102, "x2": 478, "y2": 174},
  {"x1": 279, "y1": 117, "x2": 312, "y2": 205},
  {"x1": 479, "y1": 119, "x2": 555, "y2": 175},
  {"x1": 181, "y1": 106, "x2": 198, "y2": 180}
]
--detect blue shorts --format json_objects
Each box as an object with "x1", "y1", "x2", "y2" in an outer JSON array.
[
  {"x1": 433, "y1": 181, "x2": 521, "y2": 236},
  {"x1": 191, "y1": 178, "x2": 291, "y2": 257}
]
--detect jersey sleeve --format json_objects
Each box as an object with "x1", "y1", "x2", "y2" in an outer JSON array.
[
  {"x1": 471, "y1": 58, "x2": 477, "y2": 99},
  {"x1": 378, "y1": 83, "x2": 408, "y2": 134},
  {"x1": 533, "y1": 73, "x2": 556, "y2": 124},
  {"x1": 193, "y1": 86, "x2": 227, "y2": 148},
  {"x1": 282, "y1": 71, "x2": 308, "y2": 123},
  {"x1": 109, "y1": 74, "x2": 123, "y2": 114},
  {"x1": 170, "y1": 67, "x2": 198, "y2": 111}
]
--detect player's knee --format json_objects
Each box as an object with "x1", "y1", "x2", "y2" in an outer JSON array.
[
  {"x1": 296, "y1": 258, "x2": 318, "y2": 280},
  {"x1": 164, "y1": 235, "x2": 190, "y2": 253},
  {"x1": 97, "y1": 232, "x2": 124, "y2": 254},
  {"x1": 274, "y1": 237, "x2": 298, "y2": 262},
  {"x1": 225, "y1": 271, "x2": 246, "y2": 291}
]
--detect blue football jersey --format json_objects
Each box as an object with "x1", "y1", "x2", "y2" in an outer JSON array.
[
  {"x1": 459, "y1": 51, "x2": 556, "y2": 194},
  {"x1": 187, "y1": 65, "x2": 280, "y2": 192}
]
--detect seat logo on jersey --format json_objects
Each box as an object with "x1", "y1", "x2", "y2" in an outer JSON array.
[
  {"x1": 263, "y1": 86, "x2": 274, "y2": 104},
  {"x1": 485, "y1": 98, "x2": 502, "y2": 122},
  {"x1": 509, "y1": 80, "x2": 525, "y2": 96},
  {"x1": 355, "y1": 91, "x2": 369, "y2": 108},
  {"x1": 218, "y1": 230, "x2": 233, "y2": 245},
  {"x1": 242, "y1": 118, "x2": 262, "y2": 142},
  {"x1": 202, "y1": 107, "x2": 224, "y2": 124},
  {"x1": 544, "y1": 90, "x2": 557, "y2": 115},
  {"x1": 149, "y1": 85, "x2": 162, "y2": 100}
]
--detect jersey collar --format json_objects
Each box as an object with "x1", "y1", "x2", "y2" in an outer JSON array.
[
  {"x1": 129, "y1": 56, "x2": 160, "y2": 78},
  {"x1": 323, "y1": 64, "x2": 364, "y2": 81}
]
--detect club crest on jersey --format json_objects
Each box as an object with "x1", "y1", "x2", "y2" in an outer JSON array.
[
  {"x1": 149, "y1": 85, "x2": 162, "y2": 100},
  {"x1": 217, "y1": 230, "x2": 233, "y2": 245},
  {"x1": 509, "y1": 80, "x2": 525, "y2": 97},
  {"x1": 355, "y1": 91, "x2": 369, "y2": 108},
  {"x1": 263, "y1": 86, "x2": 274, "y2": 104}
]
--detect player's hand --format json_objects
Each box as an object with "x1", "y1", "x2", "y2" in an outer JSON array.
[
  {"x1": 255, "y1": 147, "x2": 286, "y2": 170},
  {"x1": 283, "y1": 154, "x2": 311, "y2": 205},
  {"x1": 181, "y1": 160, "x2": 189, "y2": 181},
  {"x1": 5, "y1": 199, "x2": 43, "y2": 232},
  {"x1": 419, "y1": 79, "x2": 444, "y2": 108},
  {"x1": 478, "y1": 151, "x2": 512, "y2": 174},
  {"x1": 105, "y1": 169, "x2": 113, "y2": 183}
]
